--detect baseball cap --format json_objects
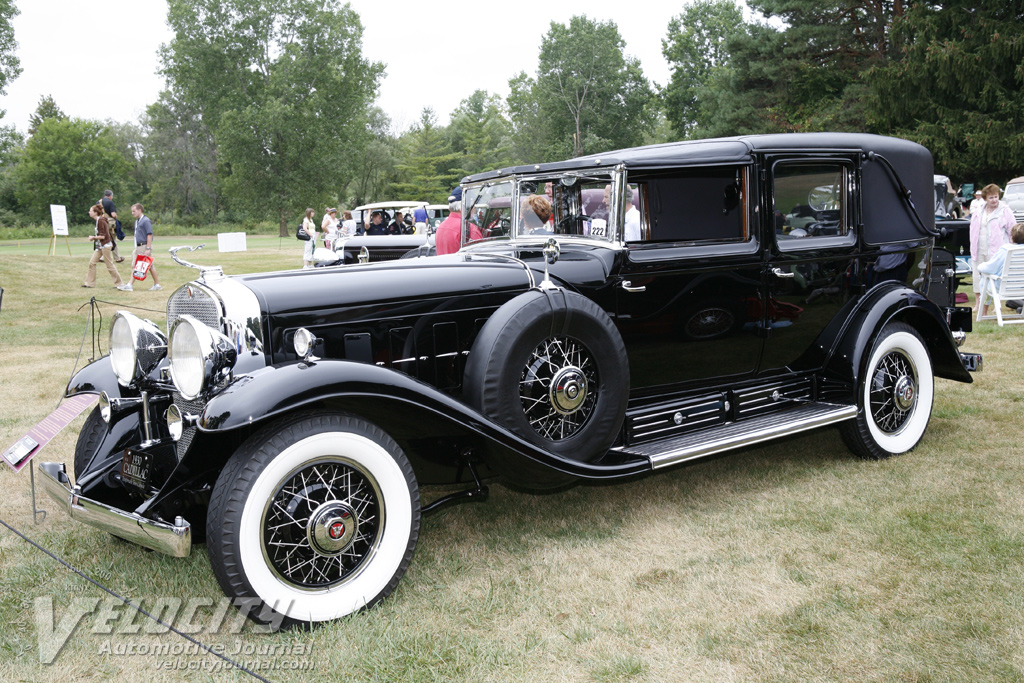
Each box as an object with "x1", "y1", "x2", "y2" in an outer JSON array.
[{"x1": 448, "y1": 186, "x2": 463, "y2": 202}]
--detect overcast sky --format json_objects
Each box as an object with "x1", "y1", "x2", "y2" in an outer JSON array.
[{"x1": 0, "y1": 0, "x2": 684, "y2": 135}]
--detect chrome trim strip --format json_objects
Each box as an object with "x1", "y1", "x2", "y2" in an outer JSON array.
[
  {"x1": 617, "y1": 403, "x2": 858, "y2": 469},
  {"x1": 37, "y1": 462, "x2": 191, "y2": 558}
]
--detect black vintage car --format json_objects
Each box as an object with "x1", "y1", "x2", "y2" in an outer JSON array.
[{"x1": 40, "y1": 133, "x2": 980, "y2": 627}]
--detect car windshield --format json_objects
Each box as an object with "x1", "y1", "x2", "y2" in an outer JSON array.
[
  {"x1": 1005, "y1": 183, "x2": 1024, "y2": 197},
  {"x1": 463, "y1": 181, "x2": 515, "y2": 245},
  {"x1": 513, "y1": 174, "x2": 617, "y2": 243}
]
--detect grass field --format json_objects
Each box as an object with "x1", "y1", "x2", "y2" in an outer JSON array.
[{"x1": 1, "y1": 237, "x2": 1023, "y2": 682}]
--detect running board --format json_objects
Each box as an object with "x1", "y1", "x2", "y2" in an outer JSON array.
[{"x1": 613, "y1": 402, "x2": 858, "y2": 470}]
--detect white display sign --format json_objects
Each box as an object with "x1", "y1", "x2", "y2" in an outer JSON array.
[
  {"x1": 217, "y1": 231, "x2": 247, "y2": 253},
  {"x1": 49, "y1": 205, "x2": 68, "y2": 236}
]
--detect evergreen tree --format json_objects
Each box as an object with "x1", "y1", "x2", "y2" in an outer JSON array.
[
  {"x1": 388, "y1": 109, "x2": 461, "y2": 203},
  {"x1": 28, "y1": 95, "x2": 67, "y2": 136},
  {"x1": 868, "y1": 2, "x2": 1024, "y2": 181}
]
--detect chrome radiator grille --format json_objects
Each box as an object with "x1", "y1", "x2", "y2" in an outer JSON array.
[
  {"x1": 166, "y1": 285, "x2": 221, "y2": 332},
  {"x1": 173, "y1": 394, "x2": 206, "y2": 461}
]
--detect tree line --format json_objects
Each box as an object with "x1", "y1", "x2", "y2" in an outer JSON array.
[{"x1": 0, "y1": 0, "x2": 1021, "y2": 234}]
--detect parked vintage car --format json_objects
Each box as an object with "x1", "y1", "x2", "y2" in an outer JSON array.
[
  {"x1": 41, "y1": 133, "x2": 980, "y2": 628},
  {"x1": 1005, "y1": 176, "x2": 1024, "y2": 224},
  {"x1": 323, "y1": 201, "x2": 432, "y2": 265}
]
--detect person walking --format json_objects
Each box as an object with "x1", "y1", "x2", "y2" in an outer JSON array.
[
  {"x1": 129, "y1": 203, "x2": 161, "y2": 291},
  {"x1": 101, "y1": 189, "x2": 126, "y2": 262},
  {"x1": 84, "y1": 203, "x2": 130, "y2": 290},
  {"x1": 970, "y1": 183, "x2": 1015, "y2": 315},
  {"x1": 302, "y1": 208, "x2": 317, "y2": 268}
]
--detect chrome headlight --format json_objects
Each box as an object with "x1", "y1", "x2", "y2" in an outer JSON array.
[
  {"x1": 168, "y1": 315, "x2": 238, "y2": 400},
  {"x1": 293, "y1": 328, "x2": 320, "y2": 361},
  {"x1": 110, "y1": 311, "x2": 168, "y2": 387}
]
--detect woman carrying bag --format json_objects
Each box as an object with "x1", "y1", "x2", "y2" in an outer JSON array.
[{"x1": 84, "y1": 203, "x2": 130, "y2": 290}]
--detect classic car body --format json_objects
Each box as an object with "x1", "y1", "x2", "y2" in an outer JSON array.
[
  {"x1": 41, "y1": 133, "x2": 980, "y2": 627},
  {"x1": 1005, "y1": 176, "x2": 1024, "y2": 224}
]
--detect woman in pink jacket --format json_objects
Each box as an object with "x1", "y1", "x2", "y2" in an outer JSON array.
[{"x1": 970, "y1": 183, "x2": 1015, "y2": 314}]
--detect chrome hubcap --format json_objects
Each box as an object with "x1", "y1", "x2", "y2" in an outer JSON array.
[
  {"x1": 307, "y1": 501, "x2": 358, "y2": 556},
  {"x1": 893, "y1": 375, "x2": 916, "y2": 411},
  {"x1": 520, "y1": 336, "x2": 597, "y2": 441},
  {"x1": 550, "y1": 366, "x2": 588, "y2": 414}
]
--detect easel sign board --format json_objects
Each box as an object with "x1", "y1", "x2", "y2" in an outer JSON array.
[
  {"x1": 50, "y1": 205, "x2": 69, "y2": 236},
  {"x1": 2, "y1": 393, "x2": 98, "y2": 471},
  {"x1": 218, "y1": 231, "x2": 247, "y2": 252}
]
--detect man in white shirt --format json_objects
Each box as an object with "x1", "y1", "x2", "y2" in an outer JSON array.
[
  {"x1": 624, "y1": 185, "x2": 641, "y2": 242},
  {"x1": 969, "y1": 190, "x2": 984, "y2": 216}
]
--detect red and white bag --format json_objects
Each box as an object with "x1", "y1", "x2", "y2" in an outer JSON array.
[{"x1": 132, "y1": 254, "x2": 153, "y2": 281}]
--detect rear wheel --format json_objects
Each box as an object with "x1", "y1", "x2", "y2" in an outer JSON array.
[
  {"x1": 840, "y1": 323, "x2": 933, "y2": 459},
  {"x1": 207, "y1": 413, "x2": 420, "y2": 626}
]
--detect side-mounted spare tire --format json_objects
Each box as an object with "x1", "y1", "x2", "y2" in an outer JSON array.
[{"x1": 463, "y1": 289, "x2": 629, "y2": 482}]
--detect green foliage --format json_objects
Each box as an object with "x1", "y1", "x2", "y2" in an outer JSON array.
[
  {"x1": 0, "y1": 0, "x2": 20, "y2": 104},
  {"x1": 447, "y1": 90, "x2": 513, "y2": 176},
  {"x1": 13, "y1": 118, "x2": 132, "y2": 221},
  {"x1": 697, "y1": 0, "x2": 897, "y2": 138},
  {"x1": 27, "y1": 94, "x2": 66, "y2": 135},
  {"x1": 509, "y1": 16, "x2": 656, "y2": 161},
  {"x1": 388, "y1": 108, "x2": 462, "y2": 203},
  {"x1": 506, "y1": 71, "x2": 555, "y2": 164},
  {"x1": 347, "y1": 106, "x2": 399, "y2": 207},
  {"x1": 142, "y1": 91, "x2": 220, "y2": 224},
  {"x1": 661, "y1": 0, "x2": 744, "y2": 140},
  {"x1": 867, "y1": 2, "x2": 1024, "y2": 182},
  {"x1": 161, "y1": 0, "x2": 384, "y2": 232}
]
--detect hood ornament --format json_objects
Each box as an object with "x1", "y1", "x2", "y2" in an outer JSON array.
[
  {"x1": 168, "y1": 244, "x2": 224, "y2": 281},
  {"x1": 538, "y1": 238, "x2": 560, "y2": 290}
]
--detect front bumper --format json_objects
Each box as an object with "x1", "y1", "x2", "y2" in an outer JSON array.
[{"x1": 38, "y1": 461, "x2": 191, "y2": 557}]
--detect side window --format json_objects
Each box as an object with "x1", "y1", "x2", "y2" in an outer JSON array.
[
  {"x1": 627, "y1": 167, "x2": 748, "y2": 245},
  {"x1": 773, "y1": 162, "x2": 850, "y2": 245}
]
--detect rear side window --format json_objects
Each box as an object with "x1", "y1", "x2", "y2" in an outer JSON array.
[{"x1": 773, "y1": 162, "x2": 851, "y2": 246}]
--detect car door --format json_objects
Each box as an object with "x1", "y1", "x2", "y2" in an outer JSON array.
[
  {"x1": 613, "y1": 165, "x2": 765, "y2": 394},
  {"x1": 760, "y1": 156, "x2": 862, "y2": 376}
]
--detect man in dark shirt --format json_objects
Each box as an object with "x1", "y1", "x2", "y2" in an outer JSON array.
[
  {"x1": 101, "y1": 190, "x2": 125, "y2": 262},
  {"x1": 364, "y1": 211, "x2": 388, "y2": 235},
  {"x1": 387, "y1": 211, "x2": 407, "y2": 235}
]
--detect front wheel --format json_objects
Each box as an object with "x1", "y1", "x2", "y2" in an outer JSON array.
[
  {"x1": 206, "y1": 413, "x2": 420, "y2": 627},
  {"x1": 840, "y1": 323, "x2": 934, "y2": 459}
]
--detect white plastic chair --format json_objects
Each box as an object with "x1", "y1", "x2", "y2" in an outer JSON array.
[{"x1": 977, "y1": 244, "x2": 1024, "y2": 325}]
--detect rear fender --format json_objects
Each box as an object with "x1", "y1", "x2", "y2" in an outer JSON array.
[{"x1": 824, "y1": 283, "x2": 972, "y2": 390}]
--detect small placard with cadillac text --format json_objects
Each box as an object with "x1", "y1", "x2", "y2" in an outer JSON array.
[{"x1": 2, "y1": 393, "x2": 98, "y2": 471}]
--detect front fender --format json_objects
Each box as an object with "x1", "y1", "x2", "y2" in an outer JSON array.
[
  {"x1": 825, "y1": 282, "x2": 972, "y2": 389},
  {"x1": 66, "y1": 356, "x2": 122, "y2": 399},
  {"x1": 199, "y1": 361, "x2": 650, "y2": 482}
]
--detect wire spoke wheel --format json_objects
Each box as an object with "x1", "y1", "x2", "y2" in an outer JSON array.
[
  {"x1": 519, "y1": 336, "x2": 597, "y2": 441},
  {"x1": 840, "y1": 323, "x2": 933, "y2": 460},
  {"x1": 868, "y1": 350, "x2": 917, "y2": 434},
  {"x1": 262, "y1": 458, "x2": 381, "y2": 589}
]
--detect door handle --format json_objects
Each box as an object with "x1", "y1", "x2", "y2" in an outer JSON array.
[
  {"x1": 771, "y1": 267, "x2": 795, "y2": 279},
  {"x1": 621, "y1": 280, "x2": 646, "y2": 293}
]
